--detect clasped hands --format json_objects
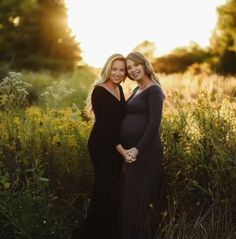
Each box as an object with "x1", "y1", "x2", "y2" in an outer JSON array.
[
  {"x1": 116, "y1": 145, "x2": 139, "y2": 164},
  {"x1": 123, "y1": 147, "x2": 139, "y2": 163}
]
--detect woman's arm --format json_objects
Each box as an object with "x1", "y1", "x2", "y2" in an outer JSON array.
[{"x1": 136, "y1": 86, "x2": 164, "y2": 153}]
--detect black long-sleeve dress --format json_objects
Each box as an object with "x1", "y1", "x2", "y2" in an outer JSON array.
[
  {"x1": 119, "y1": 85, "x2": 164, "y2": 239},
  {"x1": 77, "y1": 85, "x2": 125, "y2": 239}
]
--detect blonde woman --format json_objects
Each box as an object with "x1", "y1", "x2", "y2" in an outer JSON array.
[
  {"x1": 75, "y1": 54, "x2": 127, "y2": 239},
  {"x1": 119, "y1": 52, "x2": 164, "y2": 239}
]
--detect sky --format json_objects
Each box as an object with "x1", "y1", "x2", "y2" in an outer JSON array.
[{"x1": 65, "y1": 0, "x2": 226, "y2": 68}]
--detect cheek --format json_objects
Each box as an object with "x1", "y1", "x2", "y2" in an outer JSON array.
[
  {"x1": 127, "y1": 69, "x2": 132, "y2": 75},
  {"x1": 140, "y1": 68, "x2": 145, "y2": 76}
]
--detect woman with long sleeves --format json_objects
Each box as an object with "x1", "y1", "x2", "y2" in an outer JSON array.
[
  {"x1": 75, "y1": 53, "x2": 127, "y2": 239},
  {"x1": 119, "y1": 52, "x2": 164, "y2": 239}
]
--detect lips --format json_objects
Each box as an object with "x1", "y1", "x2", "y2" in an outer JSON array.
[
  {"x1": 114, "y1": 77, "x2": 122, "y2": 81},
  {"x1": 131, "y1": 72, "x2": 139, "y2": 78}
]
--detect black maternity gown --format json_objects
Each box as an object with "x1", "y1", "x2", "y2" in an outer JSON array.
[
  {"x1": 119, "y1": 85, "x2": 164, "y2": 239},
  {"x1": 77, "y1": 85, "x2": 125, "y2": 239}
]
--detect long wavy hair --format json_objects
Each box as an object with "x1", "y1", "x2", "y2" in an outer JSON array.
[
  {"x1": 85, "y1": 53, "x2": 126, "y2": 117},
  {"x1": 126, "y1": 52, "x2": 161, "y2": 86}
]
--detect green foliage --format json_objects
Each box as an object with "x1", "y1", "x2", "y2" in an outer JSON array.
[
  {"x1": 0, "y1": 106, "x2": 93, "y2": 238},
  {"x1": 40, "y1": 79, "x2": 75, "y2": 108},
  {"x1": 158, "y1": 92, "x2": 236, "y2": 238},
  {"x1": 0, "y1": 0, "x2": 37, "y2": 64},
  {"x1": 214, "y1": 0, "x2": 236, "y2": 53},
  {"x1": 0, "y1": 71, "x2": 235, "y2": 238},
  {"x1": 0, "y1": 0, "x2": 81, "y2": 71},
  {"x1": 0, "y1": 191, "x2": 60, "y2": 239},
  {"x1": 23, "y1": 67, "x2": 97, "y2": 110},
  {"x1": 133, "y1": 40, "x2": 157, "y2": 62},
  {"x1": 153, "y1": 43, "x2": 211, "y2": 74},
  {"x1": 211, "y1": 0, "x2": 236, "y2": 74},
  {"x1": 66, "y1": 66, "x2": 97, "y2": 110},
  {"x1": 0, "y1": 63, "x2": 11, "y2": 80},
  {"x1": 0, "y1": 72, "x2": 31, "y2": 110},
  {"x1": 21, "y1": 70, "x2": 59, "y2": 105},
  {"x1": 217, "y1": 49, "x2": 236, "y2": 74}
]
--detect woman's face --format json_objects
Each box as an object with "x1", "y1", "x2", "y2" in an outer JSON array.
[
  {"x1": 126, "y1": 59, "x2": 145, "y2": 81},
  {"x1": 108, "y1": 59, "x2": 126, "y2": 84}
]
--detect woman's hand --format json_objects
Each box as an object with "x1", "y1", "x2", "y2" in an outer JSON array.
[
  {"x1": 116, "y1": 144, "x2": 131, "y2": 161},
  {"x1": 124, "y1": 151, "x2": 134, "y2": 163},
  {"x1": 116, "y1": 145, "x2": 139, "y2": 163},
  {"x1": 125, "y1": 147, "x2": 139, "y2": 163}
]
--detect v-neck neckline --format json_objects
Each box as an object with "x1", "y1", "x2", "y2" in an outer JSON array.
[
  {"x1": 97, "y1": 85, "x2": 122, "y2": 102},
  {"x1": 128, "y1": 84, "x2": 156, "y2": 102}
]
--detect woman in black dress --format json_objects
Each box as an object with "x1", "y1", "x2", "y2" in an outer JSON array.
[
  {"x1": 119, "y1": 52, "x2": 164, "y2": 239},
  {"x1": 75, "y1": 53, "x2": 127, "y2": 239}
]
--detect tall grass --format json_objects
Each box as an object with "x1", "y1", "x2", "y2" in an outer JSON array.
[
  {"x1": 122, "y1": 72, "x2": 236, "y2": 100},
  {"x1": 23, "y1": 66, "x2": 97, "y2": 109},
  {"x1": 0, "y1": 106, "x2": 93, "y2": 238},
  {"x1": 0, "y1": 69, "x2": 235, "y2": 238},
  {"x1": 157, "y1": 91, "x2": 236, "y2": 239}
]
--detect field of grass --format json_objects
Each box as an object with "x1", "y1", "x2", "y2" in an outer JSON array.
[{"x1": 0, "y1": 69, "x2": 235, "y2": 238}]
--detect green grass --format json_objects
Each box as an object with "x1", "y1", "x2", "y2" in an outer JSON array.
[{"x1": 0, "y1": 69, "x2": 236, "y2": 238}]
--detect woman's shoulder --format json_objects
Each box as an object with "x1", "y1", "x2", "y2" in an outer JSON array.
[
  {"x1": 94, "y1": 84, "x2": 104, "y2": 90},
  {"x1": 94, "y1": 83, "x2": 124, "y2": 94},
  {"x1": 91, "y1": 85, "x2": 107, "y2": 99},
  {"x1": 93, "y1": 85, "x2": 106, "y2": 93},
  {"x1": 148, "y1": 84, "x2": 164, "y2": 97},
  {"x1": 149, "y1": 84, "x2": 162, "y2": 91}
]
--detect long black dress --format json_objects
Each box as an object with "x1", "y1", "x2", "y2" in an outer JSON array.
[
  {"x1": 119, "y1": 85, "x2": 164, "y2": 239},
  {"x1": 77, "y1": 85, "x2": 125, "y2": 239}
]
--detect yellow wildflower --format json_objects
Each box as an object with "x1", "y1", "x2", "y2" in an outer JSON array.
[
  {"x1": 52, "y1": 134, "x2": 60, "y2": 145},
  {"x1": 12, "y1": 116, "x2": 21, "y2": 126}
]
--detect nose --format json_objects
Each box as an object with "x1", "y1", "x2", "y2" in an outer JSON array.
[
  {"x1": 118, "y1": 69, "x2": 125, "y2": 75},
  {"x1": 129, "y1": 67, "x2": 136, "y2": 74}
]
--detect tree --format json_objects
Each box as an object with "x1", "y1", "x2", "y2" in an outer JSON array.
[
  {"x1": 0, "y1": 0, "x2": 36, "y2": 64},
  {"x1": 0, "y1": 0, "x2": 82, "y2": 71},
  {"x1": 210, "y1": 0, "x2": 236, "y2": 74},
  {"x1": 133, "y1": 40, "x2": 157, "y2": 62},
  {"x1": 153, "y1": 42, "x2": 210, "y2": 74}
]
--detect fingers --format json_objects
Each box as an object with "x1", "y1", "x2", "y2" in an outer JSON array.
[{"x1": 124, "y1": 151, "x2": 136, "y2": 163}]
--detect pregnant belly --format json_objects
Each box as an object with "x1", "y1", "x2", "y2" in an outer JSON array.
[{"x1": 120, "y1": 114, "x2": 147, "y2": 148}]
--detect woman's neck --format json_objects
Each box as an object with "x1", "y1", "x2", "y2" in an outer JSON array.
[
  {"x1": 101, "y1": 80, "x2": 121, "y2": 101},
  {"x1": 104, "y1": 80, "x2": 119, "y2": 90},
  {"x1": 137, "y1": 76, "x2": 154, "y2": 90}
]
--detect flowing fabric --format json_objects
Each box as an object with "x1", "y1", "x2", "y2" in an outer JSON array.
[{"x1": 119, "y1": 85, "x2": 164, "y2": 239}]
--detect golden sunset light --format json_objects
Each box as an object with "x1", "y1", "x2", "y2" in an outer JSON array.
[
  {"x1": 66, "y1": 0, "x2": 226, "y2": 68},
  {"x1": 1, "y1": 1, "x2": 236, "y2": 237}
]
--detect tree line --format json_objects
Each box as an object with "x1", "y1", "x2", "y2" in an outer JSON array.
[
  {"x1": 133, "y1": 0, "x2": 236, "y2": 75},
  {"x1": 0, "y1": 0, "x2": 81, "y2": 73},
  {"x1": 0, "y1": 0, "x2": 235, "y2": 75}
]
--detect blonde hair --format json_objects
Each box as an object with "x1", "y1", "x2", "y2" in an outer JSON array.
[
  {"x1": 85, "y1": 53, "x2": 126, "y2": 117},
  {"x1": 126, "y1": 52, "x2": 161, "y2": 86}
]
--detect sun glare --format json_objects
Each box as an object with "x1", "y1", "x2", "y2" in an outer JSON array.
[{"x1": 66, "y1": 0, "x2": 226, "y2": 68}]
